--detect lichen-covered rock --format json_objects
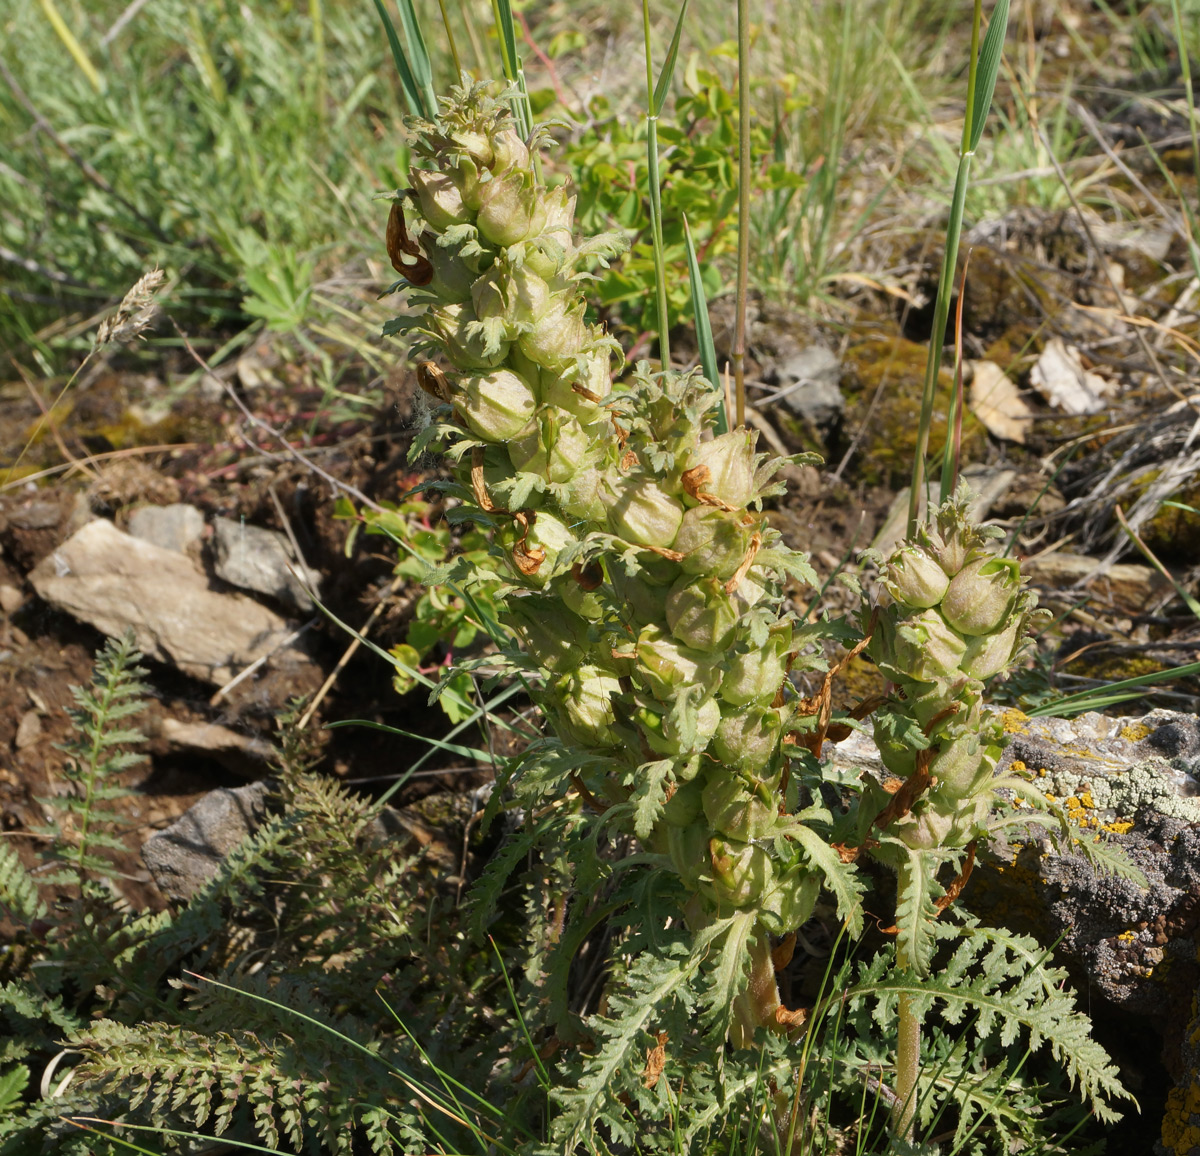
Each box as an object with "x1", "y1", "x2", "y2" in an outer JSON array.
[{"x1": 830, "y1": 706, "x2": 1200, "y2": 1155}]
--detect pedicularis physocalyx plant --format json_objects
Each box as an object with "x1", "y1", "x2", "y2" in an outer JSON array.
[
  {"x1": 390, "y1": 80, "x2": 860, "y2": 1045},
  {"x1": 388, "y1": 80, "x2": 1129, "y2": 1148}
]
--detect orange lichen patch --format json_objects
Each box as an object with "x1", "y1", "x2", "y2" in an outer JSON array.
[
  {"x1": 1080, "y1": 791, "x2": 1096, "y2": 809},
  {"x1": 1121, "y1": 722, "x2": 1153, "y2": 743},
  {"x1": 1161, "y1": 1082, "x2": 1200, "y2": 1154},
  {"x1": 1103, "y1": 819, "x2": 1135, "y2": 835},
  {"x1": 1118, "y1": 930, "x2": 1137, "y2": 943},
  {"x1": 1010, "y1": 759, "x2": 1027, "y2": 775},
  {"x1": 1001, "y1": 708, "x2": 1031, "y2": 734}
]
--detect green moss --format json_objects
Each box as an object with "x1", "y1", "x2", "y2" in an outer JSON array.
[
  {"x1": 1142, "y1": 480, "x2": 1200, "y2": 565},
  {"x1": 840, "y1": 334, "x2": 985, "y2": 488}
]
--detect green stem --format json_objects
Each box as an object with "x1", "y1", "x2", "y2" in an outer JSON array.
[
  {"x1": 733, "y1": 0, "x2": 751, "y2": 428},
  {"x1": 892, "y1": 863, "x2": 923, "y2": 1142},
  {"x1": 436, "y1": 0, "x2": 463, "y2": 78},
  {"x1": 908, "y1": 0, "x2": 983, "y2": 535},
  {"x1": 731, "y1": 927, "x2": 780, "y2": 1049},
  {"x1": 642, "y1": 0, "x2": 671, "y2": 370}
]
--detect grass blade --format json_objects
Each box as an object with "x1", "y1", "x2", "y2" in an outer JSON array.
[
  {"x1": 652, "y1": 0, "x2": 689, "y2": 117},
  {"x1": 372, "y1": 0, "x2": 429, "y2": 118},
  {"x1": 489, "y1": 0, "x2": 534, "y2": 141},
  {"x1": 684, "y1": 214, "x2": 727, "y2": 433},
  {"x1": 968, "y1": 0, "x2": 1012, "y2": 153},
  {"x1": 642, "y1": 0, "x2": 671, "y2": 369},
  {"x1": 394, "y1": 0, "x2": 438, "y2": 117},
  {"x1": 1027, "y1": 661, "x2": 1200, "y2": 717},
  {"x1": 37, "y1": 0, "x2": 104, "y2": 93}
]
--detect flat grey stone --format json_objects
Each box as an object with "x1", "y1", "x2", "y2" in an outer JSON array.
[
  {"x1": 29, "y1": 519, "x2": 307, "y2": 686},
  {"x1": 212, "y1": 517, "x2": 320, "y2": 613},
  {"x1": 142, "y1": 781, "x2": 271, "y2": 900},
  {"x1": 773, "y1": 346, "x2": 844, "y2": 428},
  {"x1": 127, "y1": 503, "x2": 205, "y2": 555}
]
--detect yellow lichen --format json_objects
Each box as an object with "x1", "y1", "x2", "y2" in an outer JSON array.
[
  {"x1": 1001, "y1": 708, "x2": 1030, "y2": 735},
  {"x1": 1120, "y1": 722, "x2": 1153, "y2": 743},
  {"x1": 1079, "y1": 791, "x2": 1095, "y2": 808},
  {"x1": 1103, "y1": 820, "x2": 1134, "y2": 835},
  {"x1": 1010, "y1": 759, "x2": 1027, "y2": 774}
]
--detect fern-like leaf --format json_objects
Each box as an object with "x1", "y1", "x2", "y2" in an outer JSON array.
[
  {"x1": 0, "y1": 842, "x2": 45, "y2": 924},
  {"x1": 552, "y1": 929, "x2": 697, "y2": 1147},
  {"x1": 850, "y1": 924, "x2": 1131, "y2": 1123}
]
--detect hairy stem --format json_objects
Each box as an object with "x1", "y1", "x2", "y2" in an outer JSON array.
[
  {"x1": 893, "y1": 862, "x2": 923, "y2": 1141},
  {"x1": 731, "y1": 926, "x2": 780, "y2": 1049}
]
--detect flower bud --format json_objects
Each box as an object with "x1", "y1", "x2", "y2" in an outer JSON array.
[
  {"x1": 940, "y1": 556, "x2": 1020, "y2": 636},
  {"x1": 553, "y1": 664, "x2": 623, "y2": 748},
  {"x1": 457, "y1": 369, "x2": 537, "y2": 441},
  {"x1": 430, "y1": 302, "x2": 510, "y2": 370},
  {"x1": 710, "y1": 708, "x2": 784, "y2": 774},
  {"x1": 636, "y1": 625, "x2": 721, "y2": 699},
  {"x1": 889, "y1": 608, "x2": 967, "y2": 682},
  {"x1": 517, "y1": 297, "x2": 587, "y2": 370},
  {"x1": 489, "y1": 127, "x2": 530, "y2": 174},
  {"x1": 689, "y1": 430, "x2": 756, "y2": 508},
  {"x1": 607, "y1": 474, "x2": 685, "y2": 548},
  {"x1": 507, "y1": 410, "x2": 593, "y2": 483},
  {"x1": 674, "y1": 507, "x2": 751, "y2": 580},
  {"x1": 720, "y1": 629, "x2": 790, "y2": 707},
  {"x1": 525, "y1": 186, "x2": 577, "y2": 278},
  {"x1": 477, "y1": 171, "x2": 546, "y2": 247},
  {"x1": 884, "y1": 544, "x2": 950, "y2": 609},
  {"x1": 703, "y1": 837, "x2": 774, "y2": 908},
  {"x1": 702, "y1": 773, "x2": 779, "y2": 841},
  {"x1": 960, "y1": 617, "x2": 1021, "y2": 680},
  {"x1": 666, "y1": 575, "x2": 740, "y2": 652},
  {"x1": 409, "y1": 169, "x2": 470, "y2": 231}
]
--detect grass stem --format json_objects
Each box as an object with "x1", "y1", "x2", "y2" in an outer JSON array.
[{"x1": 733, "y1": 0, "x2": 751, "y2": 428}]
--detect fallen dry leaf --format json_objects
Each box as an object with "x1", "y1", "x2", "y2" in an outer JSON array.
[
  {"x1": 969, "y1": 361, "x2": 1033, "y2": 444},
  {"x1": 1029, "y1": 337, "x2": 1110, "y2": 415}
]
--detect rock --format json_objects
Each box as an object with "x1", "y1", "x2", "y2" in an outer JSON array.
[
  {"x1": 1023, "y1": 551, "x2": 1172, "y2": 613},
  {"x1": 7, "y1": 500, "x2": 63, "y2": 531},
  {"x1": 769, "y1": 346, "x2": 845, "y2": 431},
  {"x1": 0, "y1": 584, "x2": 23, "y2": 614},
  {"x1": 126, "y1": 503, "x2": 205, "y2": 555},
  {"x1": 141, "y1": 781, "x2": 272, "y2": 900},
  {"x1": 829, "y1": 705, "x2": 1200, "y2": 1153},
  {"x1": 158, "y1": 717, "x2": 277, "y2": 777},
  {"x1": 212, "y1": 517, "x2": 320, "y2": 614},
  {"x1": 29, "y1": 519, "x2": 308, "y2": 686},
  {"x1": 14, "y1": 710, "x2": 41, "y2": 751}
]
